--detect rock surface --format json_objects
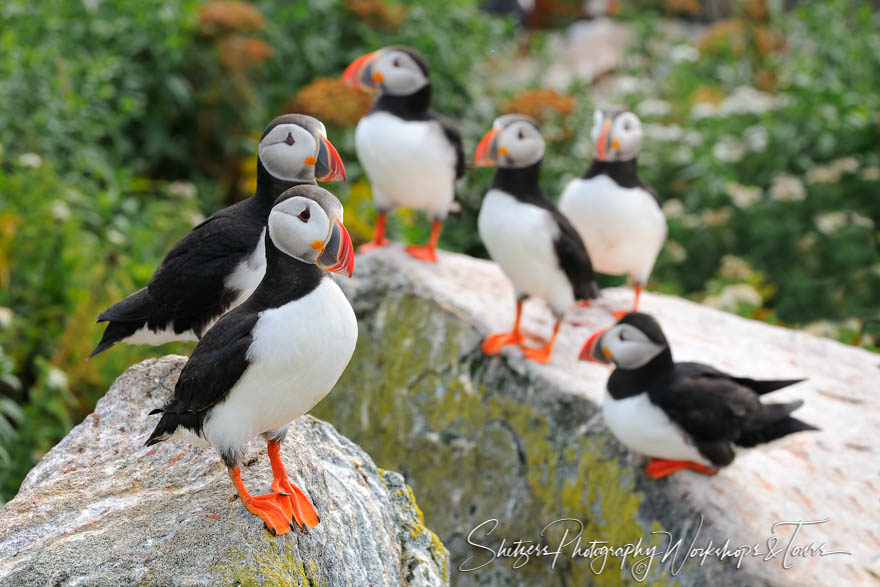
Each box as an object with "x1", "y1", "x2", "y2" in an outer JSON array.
[
  {"x1": 0, "y1": 357, "x2": 448, "y2": 586},
  {"x1": 313, "y1": 246, "x2": 879, "y2": 586}
]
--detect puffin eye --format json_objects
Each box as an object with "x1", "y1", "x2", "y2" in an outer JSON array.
[
  {"x1": 518, "y1": 130, "x2": 525, "y2": 140},
  {"x1": 298, "y1": 208, "x2": 310, "y2": 222},
  {"x1": 284, "y1": 132, "x2": 295, "y2": 145},
  {"x1": 392, "y1": 58, "x2": 401, "y2": 67}
]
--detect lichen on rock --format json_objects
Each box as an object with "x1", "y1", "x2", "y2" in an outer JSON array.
[{"x1": 321, "y1": 246, "x2": 877, "y2": 586}]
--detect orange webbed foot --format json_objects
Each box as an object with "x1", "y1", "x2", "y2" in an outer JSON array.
[
  {"x1": 242, "y1": 492, "x2": 296, "y2": 536},
  {"x1": 521, "y1": 344, "x2": 554, "y2": 364},
  {"x1": 576, "y1": 300, "x2": 592, "y2": 308},
  {"x1": 644, "y1": 458, "x2": 718, "y2": 479},
  {"x1": 405, "y1": 244, "x2": 437, "y2": 262},
  {"x1": 272, "y1": 477, "x2": 320, "y2": 531},
  {"x1": 358, "y1": 239, "x2": 391, "y2": 253},
  {"x1": 482, "y1": 331, "x2": 524, "y2": 355}
]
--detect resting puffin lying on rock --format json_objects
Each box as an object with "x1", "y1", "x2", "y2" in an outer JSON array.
[
  {"x1": 342, "y1": 45, "x2": 464, "y2": 262},
  {"x1": 90, "y1": 114, "x2": 345, "y2": 357},
  {"x1": 146, "y1": 185, "x2": 357, "y2": 535},
  {"x1": 474, "y1": 114, "x2": 599, "y2": 363},
  {"x1": 580, "y1": 312, "x2": 818, "y2": 478},
  {"x1": 559, "y1": 109, "x2": 666, "y2": 315}
]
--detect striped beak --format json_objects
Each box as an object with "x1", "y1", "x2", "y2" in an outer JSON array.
[
  {"x1": 315, "y1": 136, "x2": 346, "y2": 182},
  {"x1": 579, "y1": 329, "x2": 610, "y2": 363},
  {"x1": 316, "y1": 215, "x2": 355, "y2": 278},
  {"x1": 473, "y1": 127, "x2": 501, "y2": 167},
  {"x1": 342, "y1": 50, "x2": 382, "y2": 91},
  {"x1": 595, "y1": 118, "x2": 613, "y2": 161}
]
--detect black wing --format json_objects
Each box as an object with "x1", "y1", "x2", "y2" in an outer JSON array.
[
  {"x1": 170, "y1": 307, "x2": 259, "y2": 413},
  {"x1": 550, "y1": 209, "x2": 600, "y2": 302},
  {"x1": 649, "y1": 363, "x2": 811, "y2": 465},
  {"x1": 147, "y1": 201, "x2": 261, "y2": 315},
  {"x1": 434, "y1": 114, "x2": 465, "y2": 179},
  {"x1": 145, "y1": 305, "x2": 258, "y2": 446},
  {"x1": 675, "y1": 362, "x2": 805, "y2": 396}
]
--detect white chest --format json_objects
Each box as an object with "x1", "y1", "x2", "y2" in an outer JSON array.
[
  {"x1": 354, "y1": 112, "x2": 456, "y2": 212},
  {"x1": 602, "y1": 390, "x2": 708, "y2": 464},
  {"x1": 477, "y1": 189, "x2": 574, "y2": 314},
  {"x1": 203, "y1": 278, "x2": 358, "y2": 450},
  {"x1": 224, "y1": 228, "x2": 267, "y2": 309},
  {"x1": 558, "y1": 176, "x2": 666, "y2": 280}
]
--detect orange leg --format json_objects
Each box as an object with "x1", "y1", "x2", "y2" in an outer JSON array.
[
  {"x1": 358, "y1": 212, "x2": 391, "y2": 253},
  {"x1": 228, "y1": 466, "x2": 295, "y2": 536},
  {"x1": 267, "y1": 440, "x2": 320, "y2": 531},
  {"x1": 521, "y1": 318, "x2": 562, "y2": 364},
  {"x1": 613, "y1": 284, "x2": 644, "y2": 320},
  {"x1": 482, "y1": 299, "x2": 525, "y2": 355},
  {"x1": 644, "y1": 458, "x2": 718, "y2": 479},
  {"x1": 406, "y1": 221, "x2": 442, "y2": 262},
  {"x1": 576, "y1": 299, "x2": 592, "y2": 308}
]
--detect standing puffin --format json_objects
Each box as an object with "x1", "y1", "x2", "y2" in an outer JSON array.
[
  {"x1": 89, "y1": 114, "x2": 345, "y2": 357},
  {"x1": 342, "y1": 46, "x2": 464, "y2": 262},
  {"x1": 558, "y1": 109, "x2": 666, "y2": 314},
  {"x1": 146, "y1": 185, "x2": 357, "y2": 535},
  {"x1": 580, "y1": 312, "x2": 818, "y2": 478},
  {"x1": 474, "y1": 115, "x2": 599, "y2": 363}
]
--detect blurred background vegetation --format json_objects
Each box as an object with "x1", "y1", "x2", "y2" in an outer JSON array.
[{"x1": 0, "y1": 0, "x2": 877, "y2": 501}]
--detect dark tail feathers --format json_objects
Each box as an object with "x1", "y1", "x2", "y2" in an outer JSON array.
[
  {"x1": 145, "y1": 408, "x2": 202, "y2": 447},
  {"x1": 89, "y1": 288, "x2": 157, "y2": 359},
  {"x1": 737, "y1": 400, "x2": 819, "y2": 447},
  {"x1": 88, "y1": 321, "x2": 142, "y2": 359},
  {"x1": 733, "y1": 377, "x2": 806, "y2": 395}
]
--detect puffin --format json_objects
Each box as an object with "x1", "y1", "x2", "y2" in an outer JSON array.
[
  {"x1": 341, "y1": 45, "x2": 464, "y2": 262},
  {"x1": 473, "y1": 114, "x2": 599, "y2": 363},
  {"x1": 558, "y1": 109, "x2": 666, "y2": 315},
  {"x1": 146, "y1": 185, "x2": 357, "y2": 535},
  {"x1": 580, "y1": 312, "x2": 818, "y2": 478},
  {"x1": 89, "y1": 114, "x2": 345, "y2": 357}
]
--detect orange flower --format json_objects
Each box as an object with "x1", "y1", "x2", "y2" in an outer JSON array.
[
  {"x1": 219, "y1": 36, "x2": 272, "y2": 70},
  {"x1": 199, "y1": 1, "x2": 264, "y2": 36},
  {"x1": 664, "y1": 0, "x2": 700, "y2": 17},
  {"x1": 501, "y1": 89, "x2": 575, "y2": 121},
  {"x1": 344, "y1": 0, "x2": 407, "y2": 30},
  {"x1": 286, "y1": 77, "x2": 373, "y2": 126}
]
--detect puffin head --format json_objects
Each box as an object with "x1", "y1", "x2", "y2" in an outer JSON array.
[
  {"x1": 591, "y1": 109, "x2": 643, "y2": 162},
  {"x1": 473, "y1": 114, "x2": 544, "y2": 168},
  {"x1": 579, "y1": 312, "x2": 669, "y2": 369},
  {"x1": 267, "y1": 185, "x2": 354, "y2": 277},
  {"x1": 342, "y1": 46, "x2": 430, "y2": 96},
  {"x1": 258, "y1": 114, "x2": 346, "y2": 183}
]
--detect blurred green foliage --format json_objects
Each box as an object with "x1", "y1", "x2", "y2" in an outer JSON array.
[{"x1": 0, "y1": 0, "x2": 877, "y2": 502}]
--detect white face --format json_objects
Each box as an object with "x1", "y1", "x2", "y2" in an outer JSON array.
[
  {"x1": 602, "y1": 323, "x2": 666, "y2": 369},
  {"x1": 374, "y1": 50, "x2": 429, "y2": 96},
  {"x1": 497, "y1": 120, "x2": 545, "y2": 168},
  {"x1": 258, "y1": 123, "x2": 320, "y2": 181},
  {"x1": 267, "y1": 196, "x2": 332, "y2": 263},
  {"x1": 591, "y1": 110, "x2": 643, "y2": 161}
]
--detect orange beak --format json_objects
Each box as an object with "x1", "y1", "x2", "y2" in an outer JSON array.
[
  {"x1": 317, "y1": 216, "x2": 355, "y2": 278},
  {"x1": 579, "y1": 328, "x2": 609, "y2": 363},
  {"x1": 341, "y1": 51, "x2": 381, "y2": 90},
  {"x1": 595, "y1": 119, "x2": 613, "y2": 161},
  {"x1": 473, "y1": 127, "x2": 501, "y2": 167},
  {"x1": 315, "y1": 136, "x2": 346, "y2": 182}
]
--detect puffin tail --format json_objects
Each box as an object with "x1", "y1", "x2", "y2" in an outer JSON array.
[
  {"x1": 89, "y1": 288, "x2": 158, "y2": 359},
  {"x1": 145, "y1": 407, "x2": 202, "y2": 447},
  {"x1": 737, "y1": 400, "x2": 819, "y2": 447}
]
